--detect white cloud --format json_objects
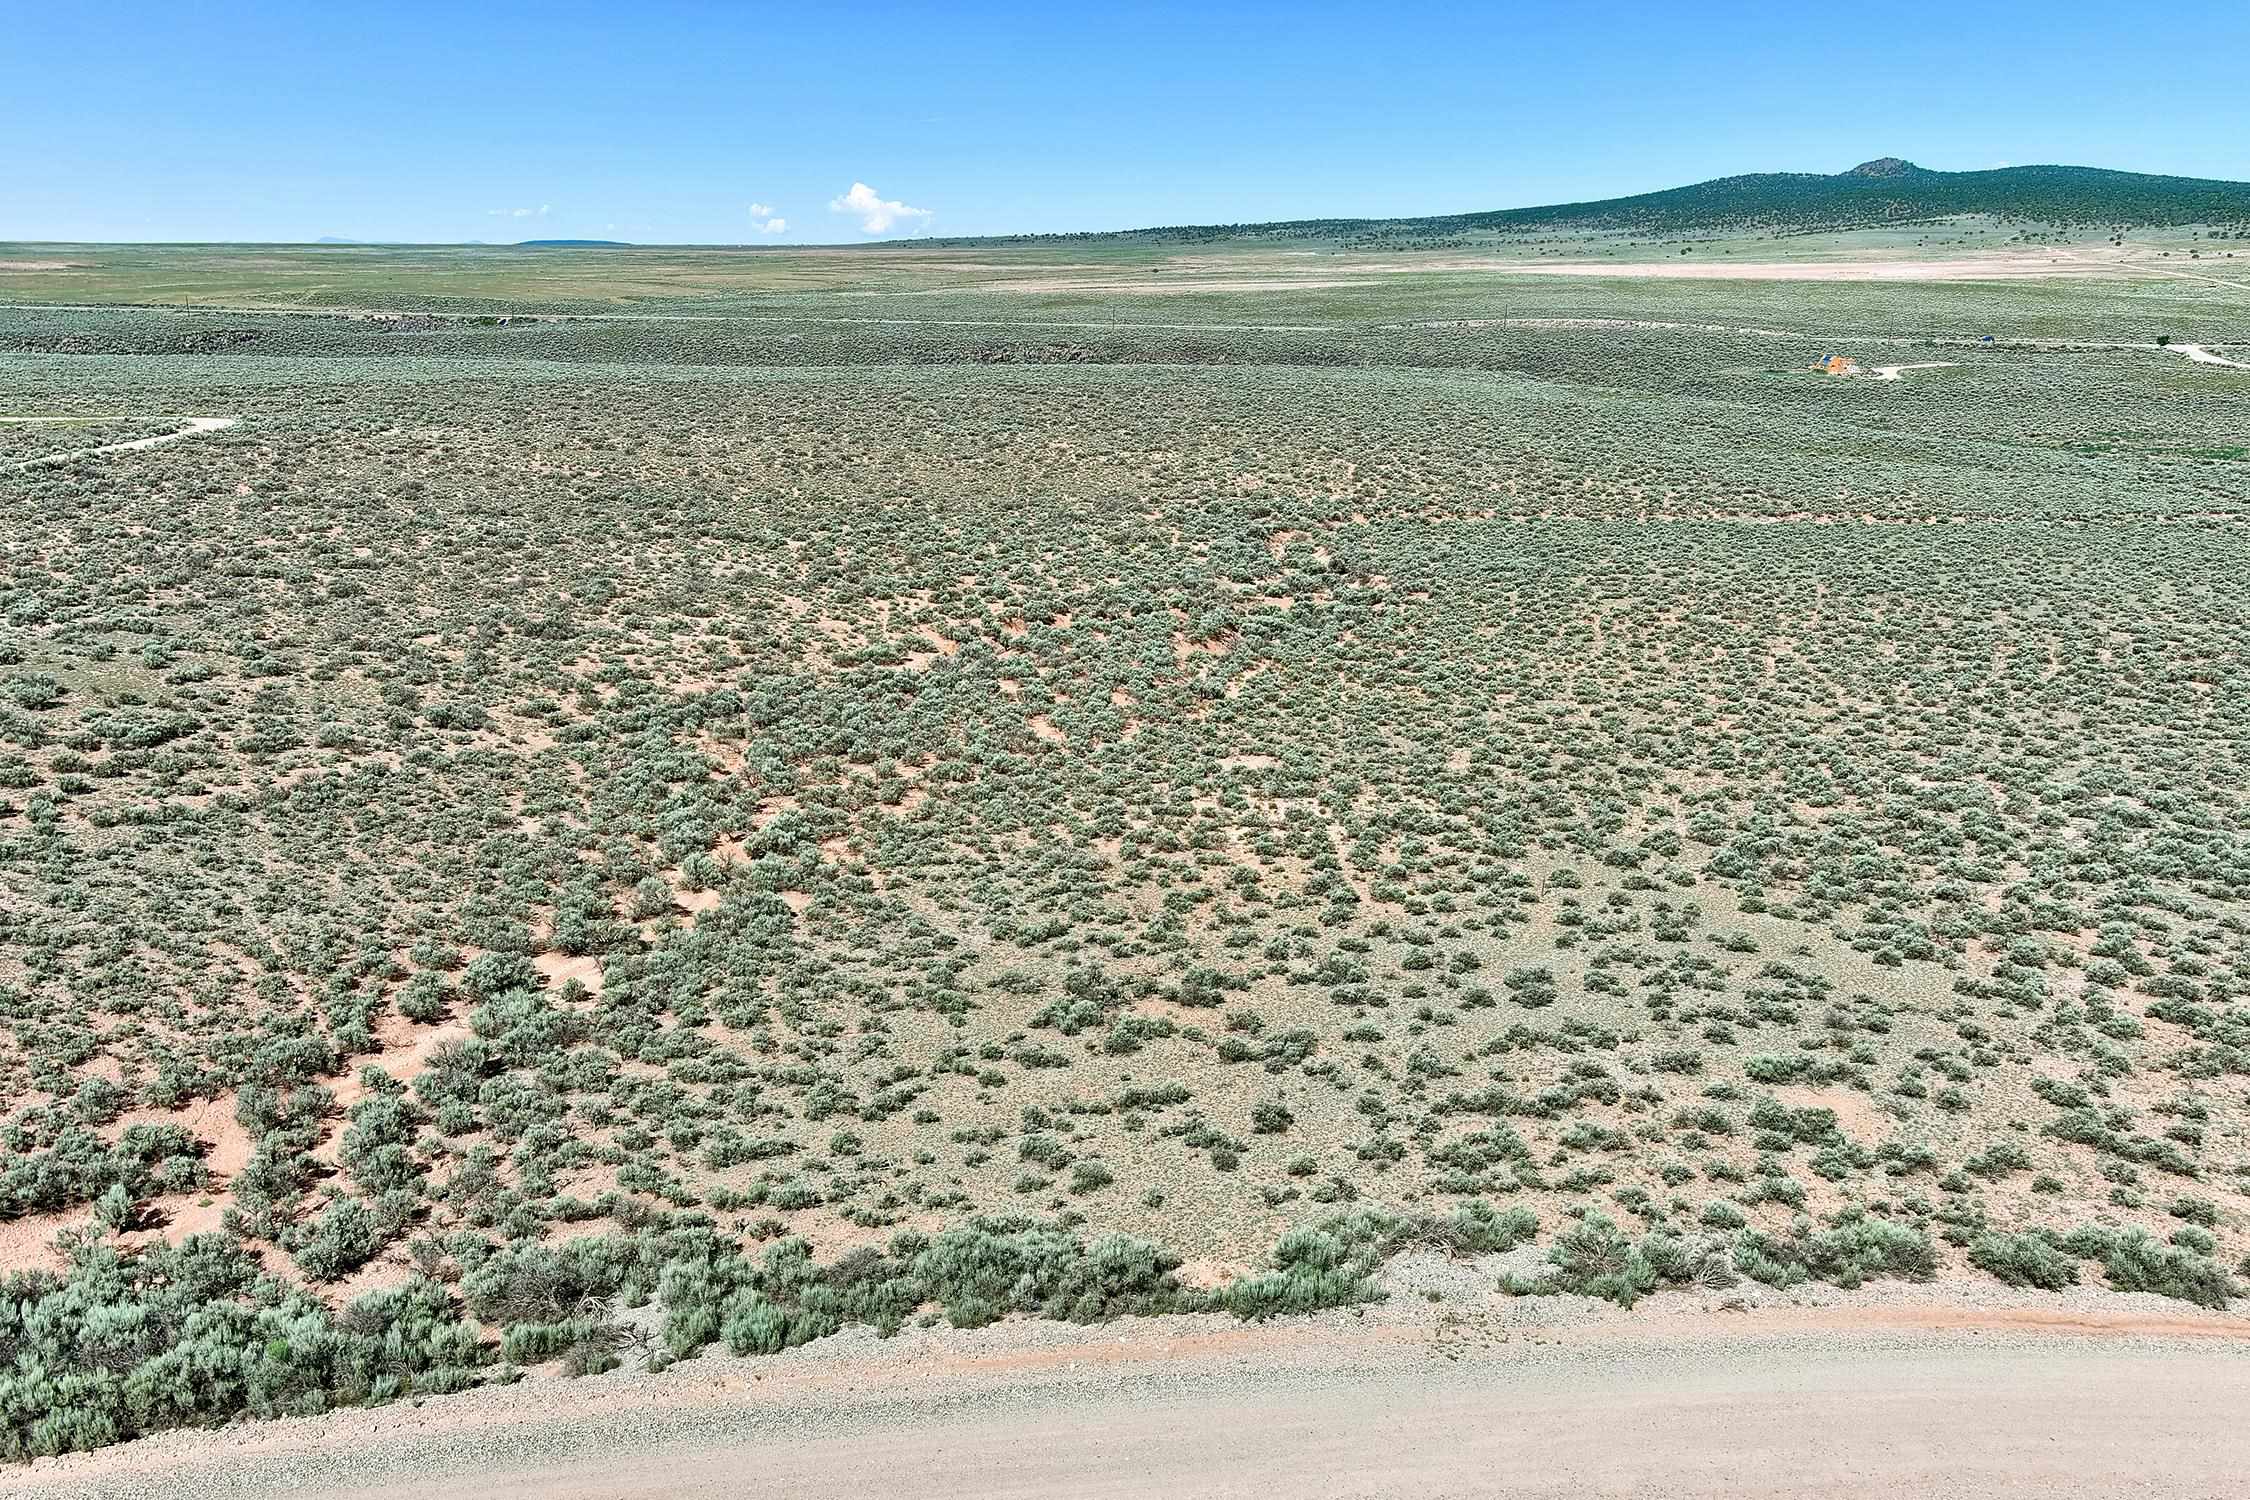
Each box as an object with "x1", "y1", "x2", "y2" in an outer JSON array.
[
  {"x1": 755, "y1": 217, "x2": 788, "y2": 234},
  {"x1": 749, "y1": 202, "x2": 787, "y2": 234},
  {"x1": 750, "y1": 202, "x2": 772, "y2": 217},
  {"x1": 829, "y1": 181, "x2": 932, "y2": 235},
  {"x1": 487, "y1": 204, "x2": 552, "y2": 219}
]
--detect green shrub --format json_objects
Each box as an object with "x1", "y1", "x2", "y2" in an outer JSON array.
[
  {"x1": 1211, "y1": 1201, "x2": 1535, "y2": 1320},
  {"x1": 1968, "y1": 1231, "x2": 2079, "y2": 1290},
  {"x1": 1699, "y1": 1200, "x2": 1747, "y2": 1230},
  {"x1": 914, "y1": 1221, "x2": 1183, "y2": 1327},
  {"x1": 289, "y1": 1194, "x2": 411, "y2": 1283},
  {"x1": 1736, "y1": 1211, "x2": 1936, "y2": 1289},
  {"x1": 2061, "y1": 1228, "x2": 2238, "y2": 1308},
  {"x1": 1251, "y1": 1100, "x2": 1296, "y2": 1134},
  {"x1": 721, "y1": 1294, "x2": 792, "y2": 1353},
  {"x1": 1502, "y1": 1211, "x2": 1733, "y2": 1308},
  {"x1": 500, "y1": 1320, "x2": 585, "y2": 1364},
  {"x1": 0, "y1": 1239, "x2": 489, "y2": 1461},
  {"x1": 1743, "y1": 1054, "x2": 1812, "y2": 1085},
  {"x1": 0, "y1": 1121, "x2": 206, "y2": 1221},
  {"x1": 1447, "y1": 1201, "x2": 1541, "y2": 1253},
  {"x1": 2172, "y1": 1225, "x2": 2219, "y2": 1257},
  {"x1": 1213, "y1": 1223, "x2": 1379, "y2": 1319}
]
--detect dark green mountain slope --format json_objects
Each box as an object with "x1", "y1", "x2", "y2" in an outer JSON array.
[
  {"x1": 955, "y1": 160, "x2": 2250, "y2": 248},
  {"x1": 1449, "y1": 160, "x2": 2250, "y2": 236}
]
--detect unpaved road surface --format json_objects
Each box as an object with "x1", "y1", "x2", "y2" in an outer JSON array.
[
  {"x1": 330, "y1": 1340, "x2": 2250, "y2": 1500},
  {"x1": 14, "y1": 1286, "x2": 2250, "y2": 1500},
  {"x1": 1, "y1": 415, "x2": 237, "y2": 470},
  {"x1": 2173, "y1": 342, "x2": 2249, "y2": 368},
  {"x1": 1870, "y1": 361, "x2": 1960, "y2": 381}
]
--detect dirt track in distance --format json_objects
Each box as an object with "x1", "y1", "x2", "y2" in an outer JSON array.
[{"x1": 1, "y1": 415, "x2": 237, "y2": 470}]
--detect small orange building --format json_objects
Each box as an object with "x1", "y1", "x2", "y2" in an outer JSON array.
[{"x1": 1813, "y1": 353, "x2": 1859, "y2": 376}]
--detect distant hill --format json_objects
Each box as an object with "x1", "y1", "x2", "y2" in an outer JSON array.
[
  {"x1": 1442, "y1": 160, "x2": 2250, "y2": 236},
  {"x1": 516, "y1": 238, "x2": 632, "y2": 248},
  {"x1": 313, "y1": 236, "x2": 364, "y2": 245},
  {"x1": 951, "y1": 160, "x2": 2250, "y2": 248}
]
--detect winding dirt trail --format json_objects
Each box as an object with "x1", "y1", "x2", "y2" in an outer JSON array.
[{"x1": 1, "y1": 414, "x2": 237, "y2": 470}]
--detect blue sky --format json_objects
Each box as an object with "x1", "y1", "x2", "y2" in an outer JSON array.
[{"x1": 9, "y1": 1, "x2": 2248, "y2": 243}]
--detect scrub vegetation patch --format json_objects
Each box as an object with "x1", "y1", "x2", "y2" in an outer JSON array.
[{"x1": 2, "y1": 239, "x2": 2248, "y2": 1459}]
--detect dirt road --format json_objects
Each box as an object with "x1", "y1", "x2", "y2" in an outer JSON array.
[
  {"x1": 334, "y1": 1342, "x2": 2250, "y2": 1500},
  {"x1": 2173, "y1": 342, "x2": 2249, "y2": 369},
  {"x1": 14, "y1": 1289, "x2": 2250, "y2": 1499},
  {"x1": 1869, "y1": 361, "x2": 1960, "y2": 381},
  {"x1": 2, "y1": 415, "x2": 237, "y2": 470}
]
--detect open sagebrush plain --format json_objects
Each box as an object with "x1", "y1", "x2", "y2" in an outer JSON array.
[{"x1": 1, "y1": 232, "x2": 2248, "y2": 1475}]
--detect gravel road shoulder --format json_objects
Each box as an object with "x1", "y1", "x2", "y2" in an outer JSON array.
[{"x1": 11, "y1": 1267, "x2": 2250, "y2": 1499}]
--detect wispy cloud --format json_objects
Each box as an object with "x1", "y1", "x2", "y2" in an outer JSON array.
[
  {"x1": 488, "y1": 203, "x2": 552, "y2": 219},
  {"x1": 749, "y1": 201, "x2": 787, "y2": 234},
  {"x1": 829, "y1": 182, "x2": 931, "y2": 235}
]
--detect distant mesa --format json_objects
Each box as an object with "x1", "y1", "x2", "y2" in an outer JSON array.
[{"x1": 516, "y1": 239, "x2": 633, "y2": 248}]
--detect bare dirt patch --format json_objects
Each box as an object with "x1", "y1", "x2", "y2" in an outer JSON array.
[
  {"x1": 1771, "y1": 1085, "x2": 1894, "y2": 1144},
  {"x1": 533, "y1": 953, "x2": 605, "y2": 993}
]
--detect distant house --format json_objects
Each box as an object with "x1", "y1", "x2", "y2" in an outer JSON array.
[
  {"x1": 1813, "y1": 353, "x2": 1860, "y2": 375},
  {"x1": 1978, "y1": 334, "x2": 1996, "y2": 344}
]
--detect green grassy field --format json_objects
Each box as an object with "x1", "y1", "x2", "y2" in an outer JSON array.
[{"x1": 2, "y1": 237, "x2": 2248, "y2": 1457}]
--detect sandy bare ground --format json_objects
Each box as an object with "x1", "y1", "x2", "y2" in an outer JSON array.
[
  {"x1": 1, "y1": 414, "x2": 237, "y2": 470},
  {"x1": 14, "y1": 1281, "x2": 2250, "y2": 1500}
]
